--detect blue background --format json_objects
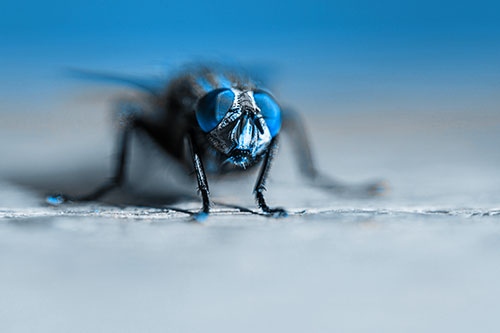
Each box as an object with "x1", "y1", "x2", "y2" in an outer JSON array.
[{"x1": 1, "y1": 0, "x2": 500, "y2": 114}]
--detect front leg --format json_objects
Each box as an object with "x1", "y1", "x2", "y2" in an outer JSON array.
[
  {"x1": 254, "y1": 137, "x2": 288, "y2": 217},
  {"x1": 187, "y1": 133, "x2": 211, "y2": 220}
]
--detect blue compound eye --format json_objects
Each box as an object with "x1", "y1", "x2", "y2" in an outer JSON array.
[
  {"x1": 254, "y1": 92, "x2": 282, "y2": 137},
  {"x1": 195, "y1": 89, "x2": 235, "y2": 132}
]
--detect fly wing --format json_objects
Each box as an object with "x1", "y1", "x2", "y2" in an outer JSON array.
[{"x1": 65, "y1": 68, "x2": 166, "y2": 95}]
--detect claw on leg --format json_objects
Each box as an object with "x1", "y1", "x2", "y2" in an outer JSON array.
[
  {"x1": 192, "y1": 211, "x2": 209, "y2": 222},
  {"x1": 46, "y1": 194, "x2": 68, "y2": 206},
  {"x1": 265, "y1": 207, "x2": 288, "y2": 218},
  {"x1": 255, "y1": 191, "x2": 288, "y2": 218}
]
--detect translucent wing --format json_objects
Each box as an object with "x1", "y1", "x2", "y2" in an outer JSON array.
[{"x1": 65, "y1": 68, "x2": 166, "y2": 94}]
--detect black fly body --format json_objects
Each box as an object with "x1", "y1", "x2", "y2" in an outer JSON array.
[{"x1": 48, "y1": 64, "x2": 385, "y2": 220}]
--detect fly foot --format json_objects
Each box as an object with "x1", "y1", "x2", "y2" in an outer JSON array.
[
  {"x1": 263, "y1": 207, "x2": 288, "y2": 218},
  {"x1": 365, "y1": 180, "x2": 390, "y2": 196},
  {"x1": 192, "y1": 211, "x2": 209, "y2": 222},
  {"x1": 46, "y1": 194, "x2": 70, "y2": 206}
]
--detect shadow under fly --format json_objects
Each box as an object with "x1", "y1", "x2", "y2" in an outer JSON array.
[{"x1": 48, "y1": 64, "x2": 386, "y2": 220}]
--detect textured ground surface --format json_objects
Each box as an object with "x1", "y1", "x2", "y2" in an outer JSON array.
[{"x1": 2, "y1": 104, "x2": 500, "y2": 332}]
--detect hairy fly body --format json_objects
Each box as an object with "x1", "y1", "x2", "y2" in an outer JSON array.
[{"x1": 49, "y1": 65, "x2": 385, "y2": 219}]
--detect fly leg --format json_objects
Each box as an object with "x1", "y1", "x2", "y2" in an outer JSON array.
[
  {"x1": 81, "y1": 124, "x2": 131, "y2": 201},
  {"x1": 282, "y1": 108, "x2": 386, "y2": 196},
  {"x1": 47, "y1": 102, "x2": 143, "y2": 204},
  {"x1": 187, "y1": 133, "x2": 211, "y2": 221},
  {"x1": 254, "y1": 137, "x2": 288, "y2": 217}
]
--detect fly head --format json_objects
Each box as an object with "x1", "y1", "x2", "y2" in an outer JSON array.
[{"x1": 195, "y1": 88, "x2": 282, "y2": 168}]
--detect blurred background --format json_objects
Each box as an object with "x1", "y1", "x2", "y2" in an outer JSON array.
[
  {"x1": 2, "y1": 1, "x2": 500, "y2": 332},
  {"x1": 2, "y1": 0, "x2": 500, "y2": 113},
  {"x1": 2, "y1": 0, "x2": 500, "y2": 206},
  {"x1": 2, "y1": 0, "x2": 500, "y2": 203}
]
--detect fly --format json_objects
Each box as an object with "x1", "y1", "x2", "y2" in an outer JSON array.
[{"x1": 48, "y1": 64, "x2": 385, "y2": 220}]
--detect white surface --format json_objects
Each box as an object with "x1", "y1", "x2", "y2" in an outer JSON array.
[{"x1": 2, "y1": 105, "x2": 500, "y2": 332}]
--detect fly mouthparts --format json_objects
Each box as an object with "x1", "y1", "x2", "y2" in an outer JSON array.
[{"x1": 230, "y1": 149, "x2": 251, "y2": 158}]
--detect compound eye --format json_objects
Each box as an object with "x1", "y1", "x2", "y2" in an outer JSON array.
[
  {"x1": 195, "y1": 89, "x2": 235, "y2": 132},
  {"x1": 254, "y1": 92, "x2": 281, "y2": 137}
]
